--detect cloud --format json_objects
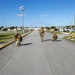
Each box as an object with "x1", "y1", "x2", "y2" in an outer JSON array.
[
  {"x1": 41, "y1": 14, "x2": 49, "y2": 17},
  {"x1": 17, "y1": 14, "x2": 27, "y2": 17}
]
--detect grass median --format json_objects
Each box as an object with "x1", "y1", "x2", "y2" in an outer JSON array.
[
  {"x1": 0, "y1": 33, "x2": 15, "y2": 43},
  {"x1": 46, "y1": 30, "x2": 62, "y2": 34},
  {"x1": 64, "y1": 32, "x2": 75, "y2": 43}
]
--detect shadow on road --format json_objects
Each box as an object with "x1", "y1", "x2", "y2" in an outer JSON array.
[
  {"x1": 21, "y1": 43, "x2": 32, "y2": 46},
  {"x1": 43, "y1": 39, "x2": 61, "y2": 42},
  {"x1": 43, "y1": 39, "x2": 52, "y2": 41},
  {"x1": 52, "y1": 40, "x2": 61, "y2": 42},
  {"x1": 56, "y1": 40, "x2": 61, "y2": 42}
]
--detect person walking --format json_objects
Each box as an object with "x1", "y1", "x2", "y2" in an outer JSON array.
[{"x1": 39, "y1": 27, "x2": 45, "y2": 42}]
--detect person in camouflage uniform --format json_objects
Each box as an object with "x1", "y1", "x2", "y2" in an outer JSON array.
[
  {"x1": 15, "y1": 33, "x2": 22, "y2": 46},
  {"x1": 39, "y1": 27, "x2": 45, "y2": 42},
  {"x1": 52, "y1": 33, "x2": 58, "y2": 41}
]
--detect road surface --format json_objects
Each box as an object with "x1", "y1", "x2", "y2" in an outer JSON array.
[{"x1": 0, "y1": 31, "x2": 75, "y2": 75}]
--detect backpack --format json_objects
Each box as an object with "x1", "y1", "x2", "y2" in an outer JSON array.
[
  {"x1": 20, "y1": 36, "x2": 23, "y2": 42},
  {"x1": 15, "y1": 33, "x2": 19, "y2": 39},
  {"x1": 40, "y1": 29, "x2": 44, "y2": 34}
]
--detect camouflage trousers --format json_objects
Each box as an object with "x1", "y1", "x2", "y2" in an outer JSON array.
[
  {"x1": 52, "y1": 36, "x2": 57, "y2": 41},
  {"x1": 40, "y1": 33, "x2": 44, "y2": 42},
  {"x1": 16, "y1": 39, "x2": 21, "y2": 46}
]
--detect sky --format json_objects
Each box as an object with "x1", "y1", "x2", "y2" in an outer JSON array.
[{"x1": 0, "y1": 0, "x2": 75, "y2": 27}]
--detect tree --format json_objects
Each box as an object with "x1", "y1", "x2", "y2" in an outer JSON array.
[
  {"x1": 1, "y1": 26, "x2": 4, "y2": 28},
  {"x1": 0, "y1": 27, "x2": 1, "y2": 30},
  {"x1": 10, "y1": 26, "x2": 15, "y2": 32},
  {"x1": 15, "y1": 26, "x2": 18, "y2": 32},
  {"x1": 2, "y1": 28, "x2": 8, "y2": 31},
  {"x1": 66, "y1": 26, "x2": 71, "y2": 29},
  {"x1": 0, "y1": 26, "x2": 4, "y2": 30},
  {"x1": 45, "y1": 27, "x2": 50, "y2": 30},
  {"x1": 50, "y1": 26, "x2": 56, "y2": 29}
]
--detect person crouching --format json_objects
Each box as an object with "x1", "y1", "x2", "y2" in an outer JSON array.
[{"x1": 15, "y1": 33, "x2": 22, "y2": 46}]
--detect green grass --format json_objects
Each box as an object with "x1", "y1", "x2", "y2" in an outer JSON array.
[
  {"x1": 0, "y1": 31, "x2": 28, "y2": 43},
  {"x1": 46, "y1": 30, "x2": 62, "y2": 34},
  {"x1": 64, "y1": 36, "x2": 75, "y2": 43},
  {"x1": 0, "y1": 33, "x2": 15, "y2": 43}
]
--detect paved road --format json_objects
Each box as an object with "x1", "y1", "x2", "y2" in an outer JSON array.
[{"x1": 0, "y1": 31, "x2": 75, "y2": 75}]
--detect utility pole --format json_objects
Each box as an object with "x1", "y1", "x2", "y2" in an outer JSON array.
[
  {"x1": 19, "y1": 6, "x2": 25, "y2": 33},
  {"x1": 74, "y1": 14, "x2": 75, "y2": 29}
]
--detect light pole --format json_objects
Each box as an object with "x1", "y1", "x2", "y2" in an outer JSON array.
[
  {"x1": 19, "y1": 6, "x2": 24, "y2": 33},
  {"x1": 74, "y1": 14, "x2": 75, "y2": 29}
]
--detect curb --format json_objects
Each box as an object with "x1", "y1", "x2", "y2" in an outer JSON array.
[{"x1": 0, "y1": 32, "x2": 31, "y2": 50}]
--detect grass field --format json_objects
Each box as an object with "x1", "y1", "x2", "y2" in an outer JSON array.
[
  {"x1": 0, "y1": 33, "x2": 15, "y2": 43},
  {"x1": 64, "y1": 32, "x2": 75, "y2": 43},
  {"x1": 46, "y1": 30, "x2": 62, "y2": 34},
  {"x1": 47, "y1": 30, "x2": 75, "y2": 43}
]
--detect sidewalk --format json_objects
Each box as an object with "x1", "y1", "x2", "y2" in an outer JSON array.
[{"x1": 0, "y1": 32, "x2": 31, "y2": 50}]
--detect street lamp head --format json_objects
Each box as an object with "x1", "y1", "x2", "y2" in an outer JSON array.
[
  {"x1": 19, "y1": 6, "x2": 24, "y2": 11},
  {"x1": 21, "y1": 6, "x2": 24, "y2": 8}
]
